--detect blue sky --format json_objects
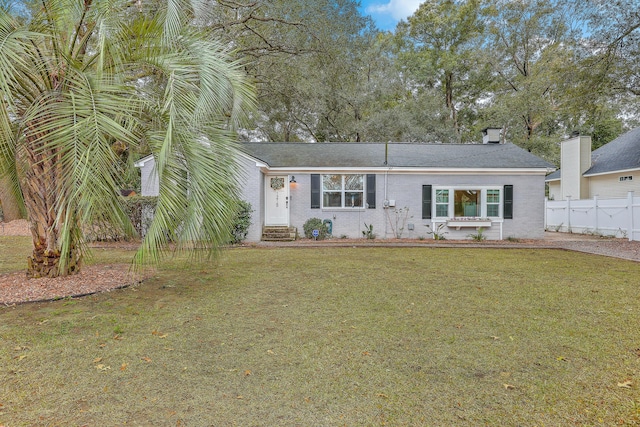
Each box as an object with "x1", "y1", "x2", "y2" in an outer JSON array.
[{"x1": 359, "y1": 0, "x2": 423, "y2": 31}]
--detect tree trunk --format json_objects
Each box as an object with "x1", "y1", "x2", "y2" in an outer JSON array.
[
  {"x1": 27, "y1": 243, "x2": 82, "y2": 278},
  {"x1": 18, "y1": 132, "x2": 83, "y2": 278},
  {"x1": 444, "y1": 71, "x2": 460, "y2": 142},
  {"x1": 0, "y1": 176, "x2": 23, "y2": 222}
]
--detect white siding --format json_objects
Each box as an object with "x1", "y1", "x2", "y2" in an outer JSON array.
[
  {"x1": 560, "y1": 135, "x2": 591, "y2": 200},
  {"x1": 588, "y1": 172, "x2": 640, "y2": 198}
]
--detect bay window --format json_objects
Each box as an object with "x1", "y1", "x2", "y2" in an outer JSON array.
[{"x1": 434, "y1": 187, "x2": 502, "y2": 218}]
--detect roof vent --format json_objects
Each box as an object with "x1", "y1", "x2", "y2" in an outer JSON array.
[{"x1": 482, "y1": 127, "x2": 502, "y2": 144}]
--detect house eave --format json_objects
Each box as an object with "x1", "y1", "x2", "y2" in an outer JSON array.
[
  {"x1": 134, "y1": 154, "x2": 154, "y2": 168},
  {"x1": 259, "y1": 166, "x2": 551, "y2": 175},
  {"x1": 583, "y1": 167, "x2": 640, "y2": 178}
]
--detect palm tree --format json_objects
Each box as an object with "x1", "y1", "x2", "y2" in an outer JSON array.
[{"x1": 0, "y1": 0, "x2": 253, "y2": 278}]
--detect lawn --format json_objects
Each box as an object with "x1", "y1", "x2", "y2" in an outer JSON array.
[{"x1": 1, "y1": 241, "x2": 639, "y2": 425}]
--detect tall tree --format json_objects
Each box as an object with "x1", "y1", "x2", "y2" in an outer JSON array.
[
  {"x1": 568, "y1": 0, "x2": 640, "y2": 144},
  {"x1": 481, "y1": 0, "x2": 580, "y2": 160},
  {"x1": 204, "y1": 0, "x2": 379, "y2": 142},
  {"x1": 397, "y1": 0, "x2": 488, "y2": 142},
  {"x1": 0, "y1": 0, "x2": 253, "y2": 277}
]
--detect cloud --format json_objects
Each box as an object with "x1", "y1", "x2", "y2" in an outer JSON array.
[{"x1": 365, "y1": 0, "x2": 423, "y2": 21}]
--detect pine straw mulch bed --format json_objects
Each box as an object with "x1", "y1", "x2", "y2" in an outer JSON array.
[
  {"x1": 0, "y1": 264, "x2": 144, "y2": 306},
  {"x1": 1, "y1": 220, "x2": 145, "y2": 305}
]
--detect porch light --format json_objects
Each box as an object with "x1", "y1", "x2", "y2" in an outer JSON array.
[{"x1": 290, "y1": 176, "x2": 296, "y2": 183}]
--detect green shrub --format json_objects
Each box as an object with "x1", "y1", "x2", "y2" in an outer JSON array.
[
  {"x1": 467, "y1": 227, "x2": 486, "y2": 241},
  {"x1": 86, "y1": 197, "x2": 252, "y2": 244},
  {"x1": 362, "y1": 222, "x2": 375, "y2": 239},
  {"x1": 230, "y1": 201, "x2": 252, "y2": 244},
  {"x1": 85, "y1": 196, "x2": 158, "y2": 241},
  {"x1": 303, "y1": 218, "x2": 328, "y2": 240},
  {"x1": 122, "y1": 196, "x2": 157, "y2": 237}
]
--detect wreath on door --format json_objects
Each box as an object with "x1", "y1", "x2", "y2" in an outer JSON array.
[{"x1": 270, "y1": 177, "x2": 285, "y2": 190}]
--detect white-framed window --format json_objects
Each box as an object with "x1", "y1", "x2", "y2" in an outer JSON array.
[
  {"x1": 433, "y1": 187, "x2": 502, "y2": 218},
  {"x1": 435, "y1": 189, "x2": 449, "y2": 217},
  {"x1": 322, "y1": 174, "x2": 364, "y2": 208},
  {"x1": 486, "y1": 189, "x2": 500, "y2": 217}
]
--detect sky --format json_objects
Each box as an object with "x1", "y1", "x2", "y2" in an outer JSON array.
[{"x1": 359, "y1": 0, "x2": 423, "y2": 31}]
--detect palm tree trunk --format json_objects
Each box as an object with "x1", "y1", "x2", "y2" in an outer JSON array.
[{"x1": 18, "y1": 137, "x2": 82, "y2": 278}]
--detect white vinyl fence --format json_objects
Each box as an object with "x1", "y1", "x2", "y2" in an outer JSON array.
[{"x1": 545, "y1": 191, "x2": 640, "y2": 241}]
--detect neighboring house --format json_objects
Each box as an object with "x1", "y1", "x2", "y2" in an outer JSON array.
[
  {"x1": 546, "y1": 127, "x2": 640, "y2": 200},
  {"x1": 136, "y1": 128, "x2": 554, "y2": 241}
]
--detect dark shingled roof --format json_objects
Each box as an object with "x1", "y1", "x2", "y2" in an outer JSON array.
[
  {"x1": 584, "y1": 127, "x2": 640, "y2": 176},
  {"x1": 240, "y1": 142, "x2": 553, "y2": 169},
  {"x1": 545, "y1": 169, "x2": 561, "y2": 181}
]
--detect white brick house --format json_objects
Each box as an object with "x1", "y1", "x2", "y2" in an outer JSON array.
[{"x1": 136, "y1": 129, "x2": 554, "y2": 241}]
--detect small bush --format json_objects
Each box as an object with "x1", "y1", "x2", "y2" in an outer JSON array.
[
  {"x1": 467, "y1": 227, "x2": 486, "y2": 241},
  {"x1": 362, "y1": 222, "x2": 375, "y2": 239},
  {"x1": 123, "y1": 196, "x2": 157, "y2": 237},
  {"x1": 425, "y1": 223, "x2": 448, "y2": 240},
  {"x1": 230, "y1": 201, "x2": 252, "y2": 244},
  {"x1": 303, "y1": 218, "x2": 328, "y2": 240},
  {"x1": 85, "y1": 196, "x2": 158, "y2": 241}
]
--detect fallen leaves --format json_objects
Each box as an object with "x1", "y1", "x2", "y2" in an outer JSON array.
[
  {"x1": 152, "y1": 330, "x2": 168, "y2": 339},
  {"x1": 617, "y1": 380, "x2": 633, "y2": 389}
]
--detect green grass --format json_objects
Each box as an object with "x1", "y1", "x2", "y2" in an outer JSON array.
[
  {"x1": 0, "y1": 236, "x2": 32, "y2": 273},
  {"x1": 0, "y1": 236, "x2": 138, "y2": 274},
  {"x1": 1, "y1": 245, "x2": 640, "y2": 425}
]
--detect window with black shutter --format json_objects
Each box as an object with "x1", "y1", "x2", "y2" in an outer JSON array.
[
  {"x1": 503, "y1": 185, "x2": 513, "y2": 219},
  {"x1": 366, "y1": 174, "x2": 376, "y2": 208},
  {"x1": 311, "y1": 174, "x2": 320, "y2": 208},
  {"x1": 422, "y1": 185, "x2": 432, "y2": 219}
]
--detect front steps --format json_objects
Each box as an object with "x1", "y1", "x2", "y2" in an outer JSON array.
[{"x1": 262, "y1": 226, "x2": 297, "y2": 241}]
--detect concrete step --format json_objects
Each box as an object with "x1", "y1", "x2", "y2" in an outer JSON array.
[{"x1": 262, "y1": 226, "x2": 297, "y2": 241}]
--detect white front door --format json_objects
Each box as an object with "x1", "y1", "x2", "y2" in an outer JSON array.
[{"x1": 265, "y1": 176, "x2": 290, "y2": 226}]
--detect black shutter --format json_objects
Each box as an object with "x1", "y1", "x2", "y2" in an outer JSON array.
[
  {"x1": 422, "y1": 185, "x2": 432, "y2": 219},
  {"x1": 504, "y1": 185, "x2": 513, "y2": 219},
  {"x1": 311, "y1": 174, "x2": 320, "y2": 208},
  {"x1": 366, "y1": 174, "x2": 376, "y2": 208}
]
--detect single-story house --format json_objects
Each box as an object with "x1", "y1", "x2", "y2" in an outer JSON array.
[
  {"x1": 546, "y1": 127, "x2": 640, "y2": 200},
  {"x1": 136, "y1": 128, "x2": 554, "y2": 241}
]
